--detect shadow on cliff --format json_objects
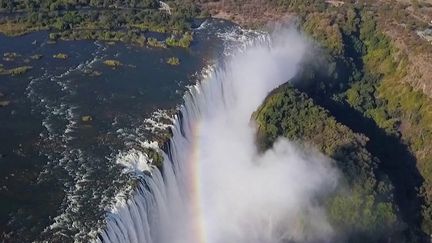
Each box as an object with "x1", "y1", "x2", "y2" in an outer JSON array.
[{"x1": 298, "y1": 80, "x2": 427, "y2": 241}]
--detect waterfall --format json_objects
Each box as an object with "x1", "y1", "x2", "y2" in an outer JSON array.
[{"x1": 97, "y1": 29, "x2": 339, "y2": 243}]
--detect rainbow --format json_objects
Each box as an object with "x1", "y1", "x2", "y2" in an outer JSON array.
[
  {"x1": 180, "y1": 81, "x2": 215, "y2": 243},
  {"x1": 98, "y1": 26, "x2": 315, "y2": 243},
  {"x1": 187, "y1": 118, "x2": 207, "y2": 243}
]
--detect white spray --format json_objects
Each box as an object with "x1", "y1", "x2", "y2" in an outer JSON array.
[{"x1": 98, "y1": 28, "x2": 339, "y2": 243}]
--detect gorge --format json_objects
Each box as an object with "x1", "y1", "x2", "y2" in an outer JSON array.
[{"x1": 99, "y1": 29, "x2": 341, "y2": 243}]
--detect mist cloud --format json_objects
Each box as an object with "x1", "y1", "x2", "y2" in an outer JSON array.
[
  {"x1": 194, "y1": 28, "x2": 339, "y2": 243},
  {"x1": 101, "y1": 28, "x2": 340, "y2": 243}
]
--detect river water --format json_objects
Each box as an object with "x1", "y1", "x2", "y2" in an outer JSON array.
[{"x1": 0, "y1": 19, "x2": 255, "y2": 242}]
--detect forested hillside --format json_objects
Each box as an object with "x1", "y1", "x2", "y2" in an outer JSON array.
[
  {"x1": 0, "y1": 0, "x2": 200, "y2": 47},
  {"x1": 239, "y1": 0, "x2": 432, "y2": 240},
  {"x1": 254, "y1": 85, "x2": 405, "y2": 241}
]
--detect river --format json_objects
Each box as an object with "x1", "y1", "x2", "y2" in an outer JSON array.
[{"x1": 0, "y1": 19, "x2": 253, "y2": 242}]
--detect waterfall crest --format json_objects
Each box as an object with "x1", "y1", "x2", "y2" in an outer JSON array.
[{"x1": 98, "y1": 28, "x2": 339, "y2": 243}]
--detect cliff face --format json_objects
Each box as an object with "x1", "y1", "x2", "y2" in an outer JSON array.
[
  {"x1": 198, "y1": 0, "x2": 432, "y2": 97},
  {"x1": 196, "y1": 0, "x2": 432, "y2": 238}
]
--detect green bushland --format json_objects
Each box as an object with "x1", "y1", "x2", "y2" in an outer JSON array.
[
  {"x1": 254, "y1": 85, "x2": 398, "y2": 241},
  {"x1": 103, "y1": 59, "x2": 122, "y2": 67},
  {"x1": 0, "y1": 0, "x2": 200, "y2": 47},
  {"x1": 143, "y1": 147, "x2": 164, "y2": 168},
  {"x1": 335, "y1": 9, "x2": 432, "y2": 234},
  {"x1": 54, "y1": 29, "x2": 148, "y2": 46},
  {"x1": 147, "y1": 37, "x2": 166, "y2": 48},
  {"x1": 268, "y1": 2, "x2": 432, "y2": 236},
  {"x1": 166, "y1": 57, "x2": 180, "y2": 65},
  {"x1": 165, "y1": 32, "x2": 193, "y2": 48},
  {"x1": 0, "y1": 65, "x2": 32, "y2": 76},
  {"x1": 250, "y1": 1, "x2": 431, "y2": 239},
  {"x1": 52, "y1": 53, "x2": 68, "y2": 59}
]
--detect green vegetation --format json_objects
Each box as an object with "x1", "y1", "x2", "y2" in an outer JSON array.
[
  {"x1": 146, "y1": 37, "x2": 166, "y2": 48},
  {"x1": 143, "y1": 147, "x2": 164, "y2": 168},
  {"x1": 254, "y1": 85, "x2": 398, "y2": 240},
  {"x1": 166, "y1": 57, "x2": 180, "y2": 65},
  {"x1": 103, "y1": 59, "x2": 122, "y2": 68},
  {"x1": 261, "y1": 2, "x2": 432, "y2": 238},
  {"x1": 165, "y1": 32, "x2": 193, "y2": 48},
  {"x1": 1, "y1": 0, "x2": 431, "y2": 241},
  {"x1": 331, "y1": 9, "x2": 432, "y2": 235},
  {"x1": 0, "y1": 65, "x2": 32, "y2": 76},
  {"x1": 246, "y1": 3, "x2": 432, "y2": 239},
  {"x1": 302, "y1": 12, "x2": 344, "y2": 55},
  {"x1": 0, "y1": 0, "x2": 201, "y2": 47},
  {"x1": 328, "y1": 192, "x2": 397, "y2": 238},
  {"x1": 56, "y1": 30, "x2": 148, "y2": 46},
  {"x1": 52, "y1": 53, "x2": 68, "y2": 59}
]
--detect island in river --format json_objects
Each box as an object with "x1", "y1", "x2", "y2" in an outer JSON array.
[{"x1": 0, "y1": 0, "x2": 202, "y2": 47}]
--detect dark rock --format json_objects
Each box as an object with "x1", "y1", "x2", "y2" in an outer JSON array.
[
  {"x1": 0, "y1": 100, "x2": 10, "y2": 107},
  {"x1": 30, "y1": 54, "x2": 43, "y2": 60}
]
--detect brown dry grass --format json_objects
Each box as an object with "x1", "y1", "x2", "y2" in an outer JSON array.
[{"x1": 0, "y1": 22, "x2": 30, "y2": 36}]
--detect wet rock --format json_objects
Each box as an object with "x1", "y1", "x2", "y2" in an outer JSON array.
[
  {"x1": 83, "y1": 68, "x2": 102, "y2": 77},
  {"x1": 2, "y1": 52, "x2": 19, "y2": 62},
  {"x1": 30, "y1": 54, "x2": 43, "y2": 60},
  {"x1": 3, "y1": 52, "x2": 19, "y2": 59},
  {"x1": 49, "y1": 33, "x2": 58, "y2": 40},
  {"x1": 0, "y1": 100, "x2": 10, "y2": 107},
  {"x1": 90, "y1": 70, "x2": 102, "y2": 77},
  {"x1": 81, "y1": 115, "x2": 93, "y2": 122}
]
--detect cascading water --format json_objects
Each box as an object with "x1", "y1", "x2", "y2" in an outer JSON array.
[{"x1": 98, "y1": 28, "x2": 340, "y2": 243}]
